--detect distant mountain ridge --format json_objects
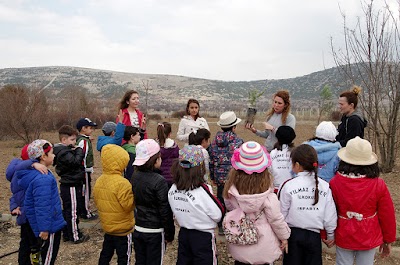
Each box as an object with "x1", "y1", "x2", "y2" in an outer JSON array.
[{"x1": 0, "y1": 66, "x2": 351, "y2": 110}]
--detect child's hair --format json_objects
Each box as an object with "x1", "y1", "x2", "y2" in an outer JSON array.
[
  {"x1": 338, "y1": 161, "x2": 379, "y2": 178},
  {"x1": 221, "y1": 125, "x2": 236, "y2": 132},
  {"x1": 171, "y1": 159, "x2": 206, "y2": 190},
  {"x1": 157, "y1": 122, "x2": 172, "y2": 147},
  {"x1": 119, "y1": 90, "x2": 139, "y2": 110},
  {"x1": 188, "y1": 128, "x2": 211, "y2": 145},
  {"x1": 274, "y1": 125, "x2": 296, "y2": 151},
  {"x1": 291, "y1": 144, "x2": 320, "y2": 205},
  {"x1": 123, "y1": 126, "x2": 140, "y2": 141},
  {"x1": 134, "y1": 152, "x2": 160, "y2": 172},
  {"x1": 186, "y1": 98, "x2": 201, "y2": 119},
  {"x1": 223, "y1": 168, "x2": 272, "y2": 198},
  {"x1": 340, "y1": 85, "x2": 361, "y2": 109},
  {"x1": 58, "y1": 125, "x2": 78, "y2": 141}
]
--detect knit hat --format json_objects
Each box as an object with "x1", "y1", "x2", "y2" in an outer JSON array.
[
  {"x1": 276, "y1": 126, "x2": 296, "y2": 145},
  {"x1": 179, "y1": 145, "x2": 204, "y2": 168},
  {"x1": 21, "y1": 144, "x2": 29, "y2": 160},
  {"x1": 231, "y1": 141, "x2": 271, "y2": 174},
  {"x1": 315, "y1": 121, "x2": 338, "y2": 142},
  {"x1": 76, "y1": 118, "x2": 97, "y2": 131},
  {"x1": 28, "y1": 139, "x2": 52, "y2": 160},
  {"x1": 217, "y1": 111, "x2": 242, "y2": 128},
  {"x1": 102, "y1": 122, "x2": 117, "y2": 135},
  {"x1": 133, "y1": 139, "x2": 160, "y2": 166},
  {"x1": 337, "y1": 137, "x2": 378, "y2": 165}
]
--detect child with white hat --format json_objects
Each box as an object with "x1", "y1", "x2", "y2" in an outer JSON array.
[
  {"x1": 330, "y1": 137, "x2": 396, "y2": 264},
  {"x1": 304, "y1": 121, "x2": 340, "y2": 182}
]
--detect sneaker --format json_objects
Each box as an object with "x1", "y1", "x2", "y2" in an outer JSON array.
[
  {"x1": 73, "y1": 234, "x2": 90, "y2": 244},
  {"x1": 218, "y1": 227, "x2": 224, "y2": 236}
]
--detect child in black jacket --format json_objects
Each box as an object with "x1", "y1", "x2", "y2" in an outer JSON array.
[
  {"x1": 53, "y1": 125, "x2": 90, "y2": 244},
  {"x1": 131, "y1": 139, "x2": 175, "y2": 264}
]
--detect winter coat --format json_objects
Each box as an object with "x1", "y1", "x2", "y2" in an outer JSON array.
[
  {"x1": 7, "y1": 159, "x2": 35, "y2": 225},
  {"x1": 336, "y1": 110, "x2": 367, "y2": 147},
  {"x1": 53, "y1": 144, "x2": 85, "y2": 186},
  {"x1": 330, "y1": 172, "x2": 396, "y2": 250},
  {"x1": 131, "y1": 170, "x2": 175, "y2": 242},
  {"x1": 122, "y1": 143, "x2": 136, "y2": 181},
  {"x1": 305, "y1": 139, "x2": 340, "y2": 182},
  {"x1": 117, "y1": 108, "x2": 147, "y2": 140},
  {"x1": 94, "y1": 144, "x2": 135, "y2": 236},
  {"x1": 76, "y1": 134, "x2": 94, "y2": 172},
  {"x1": 17, "y1": 169, "x2": 66, "y2": 237},
  {"x1": 160, "y1": 139, "x2": 179, "y2": 184},
  {"x1": 225, "y1": 185, "x2": 291, "y2": 264},
  {"x1": 176, "y1": 115, "x2": 209, "y2": 142},
  {"x1": 97, "y1": 122, "x2": 125, "y2": 151},
  {"x1": 209, "y1": 131, "x2": 244, "y2": 185}
]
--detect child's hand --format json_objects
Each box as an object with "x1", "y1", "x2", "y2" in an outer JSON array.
[
  {"x1": 280, "y1": 239, "x2": 288, "y2": 253},
  {"x1": 322, "y1": 238, "x2": 335, "y2": 248},
  {"x1": 379, "y1": 243, "x2": 391, "y2": 258},
  {"x1": 32, "y1": 163, "x2": 48, "y2": 174},
  {"x1": 117, "y1": 109, "x2": 124, "y2": 123},
  {"x1": 39, "y1": 231, "x2": 49, "y2": 240},
  {"x1": 11, "y1": 207, "x2": 21, "y2": 216}
]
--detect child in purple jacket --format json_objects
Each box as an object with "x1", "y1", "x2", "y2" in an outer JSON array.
[{"x1": 157, "y1": 122, "x2": 179, "y2": 187}]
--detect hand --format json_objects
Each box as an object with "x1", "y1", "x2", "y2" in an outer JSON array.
[
  {"x1": 117, "y1": 109, "x2": 124, "y2": 123},
  {"x1": 141, "y1": 115, "x2": 146, "y2": 129},
  {"x1": 39, "y1": 231, "x2": 49, "y2": 240},
  {"x1": 245, "y1": 123, "x2": 257, "y2": 133},
  {"x1": 32, "y1": 163, "x2": 48, "y2": 174},
  {"x1": 11, "y1": 207, "x2": 21, "y2": 216},
  {"x1": 263, "y1": 122, "x2": 274, "y2": 131},
  {"x1": 322, "y1": 239, "x2": 335, "y2": 248},
  {"x1": 379, "y1": 243, "x2": 391, "y2": 258},
  {"x1": 280, "y1": 239, "x2": 288, "y2": 253}
]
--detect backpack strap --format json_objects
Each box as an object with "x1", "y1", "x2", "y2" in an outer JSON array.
[
  {"x1": 277, "y1": 179, "x2": 293, "y2": 200},
  {"x1": 200, "y1": 184, "x2": 226, "y2": 217}
]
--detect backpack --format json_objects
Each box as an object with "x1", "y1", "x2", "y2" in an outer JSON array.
[{"x1": 223, "y1": 207, "x2": 265, "y2": 245}]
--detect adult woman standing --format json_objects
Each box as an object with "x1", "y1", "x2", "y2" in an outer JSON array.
[
  {"x1": 336, "y1": 86, "x2": 367, "y2": 147},
  {"x1": 176, "y1": 99, "x2": 209, "y2": 143},
  {"x1": 246, "y1": 90, "x2": 296, "y2": 152},
  {"x1": 117, "y1": 90, "x2": 147, "y2": 139}
]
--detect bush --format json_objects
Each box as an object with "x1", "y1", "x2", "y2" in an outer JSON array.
[
  {"x1": 331, "y1": 110, "x2": 342, "y2": 121},
  {"x1": 171, "y1": 110, "x2": 186, "y2": 118},
  {"x1": 147, "y1": 113, "x2": 162, "y2": 121}
]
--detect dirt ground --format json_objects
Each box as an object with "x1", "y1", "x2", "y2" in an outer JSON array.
[{"x1": 0, "y1": 118, "x2": 399, "y2": 264}]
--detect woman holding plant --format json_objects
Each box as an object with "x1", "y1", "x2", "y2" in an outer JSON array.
[{"x1": 246, "y1": 90, "x2": 296, "y2": 152}]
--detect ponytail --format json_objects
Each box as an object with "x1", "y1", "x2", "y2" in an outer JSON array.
[
  {"x1": 313, "y1": 166, "x2": 319, "y2": 205},
  {"x1": 157, "y1": 122, "x2": 172, "y2": 147}
]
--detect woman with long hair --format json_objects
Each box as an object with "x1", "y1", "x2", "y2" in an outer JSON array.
[{"x1": 117, "y1": 90, "x2": 147, "y2": 139}]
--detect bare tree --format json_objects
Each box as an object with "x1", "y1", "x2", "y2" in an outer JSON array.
[
  {"x1": 331, "y1": 0, "x2": 400, "y2": 172},
  {"x1": 0, "y1": 84, "x2": 48, "y2": 143}
]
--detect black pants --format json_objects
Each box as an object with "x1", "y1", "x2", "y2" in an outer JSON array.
[
  {"x1": 39, "y1": 231, "x2": 62, "y2": 265},
  {"x1": 133, "y1": 230, "x2": 164, "y2": 265},
  {"x1": 19, "y1": 222, "x2": 38, "y2": 265},
  {"x1": 177, "y1": 228, "x2": 217, "y2": 265},
  {"x1": 216, "y1": 185, "x2": 225, "y2": 228},
  {"x1": 60, "y1": 185, "x2": 83, "y2": 241},
  {"x1": 79, "y1": 172, "x2": 94, "y2": 218},
  {"x1": 283, "y1": 227, "x2": 322, "y2": 265},
  {"x1": 99, "y1": 233, "x2": 133, "y2": 265}
]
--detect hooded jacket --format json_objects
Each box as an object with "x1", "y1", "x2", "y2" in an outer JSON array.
[
  {"x1": 176, "y1": 115, "x2": 209, "y2": 142},
  {"x1": 17, "y1": 168, "x2": 66, "y2": 236},
  {"x1": 97, "y1": 122, "x2": 125, "y2": 151},
  {"x1": 94, "y1": 144, "x2": 134, "y2": 236},
  {"x1": 209, "y1": 131, "x2": 243, "y2": 185},
  {"x1": 160, "y1": 138, "x2": 179, "y2": 184},
  {"x1": 336, "y1": 110, "x2": 367, "y2": 147},
  {"x1": 305, "y1": 139, "x2": 340, "y2": 182},
  {"x1": 330, "y1": 172, "x2": 396, "y2": 250},
  {"x1": 224, "y1": 186, "x2": 291, "y2": 264},
  {"x1": 53, "y1": 143, "x2": 85, "y2": 186}
]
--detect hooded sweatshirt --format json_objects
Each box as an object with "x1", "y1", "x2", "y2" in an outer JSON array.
[
  {"x1": 336, "y1": 110, "x2": 367, "y2": 147},
  {"x1": 224, "y1": 186, "x2": 291, "y2": 264},
  {"x1": 305, "y1": 139, "x2": 340, "y2": 182},
  {"x1": 209, "y1": 131, "x2": 244, "y2": 185},
  {"x1": 93, "y1": 144, "x2": 135, "y2": 236}
]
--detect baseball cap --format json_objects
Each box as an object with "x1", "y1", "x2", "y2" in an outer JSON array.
[
  {"x1": 179, "y1": 145, "x2": 204, "y2": 168},
  {"x1": 76, "y1": 118, "x2": 97, "y2": 131},
  {"x1": 133, "y1": 139, "x2": 161, "y2": 166},
  {"x1": 28, "y1": 139, "x2": 52, "y2": 160},
  {"x1": 102, "y1": 122, "x2": 117, "y2": 135}
]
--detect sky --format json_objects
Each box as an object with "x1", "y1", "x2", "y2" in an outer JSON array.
[{"x1": 0, "y1": 0, "x2": 396, "y2": 81}]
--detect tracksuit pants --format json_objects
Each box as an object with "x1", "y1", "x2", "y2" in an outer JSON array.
[
  {"x1": 39, "y1": 231, "x2": 61, "y2": 265},
  {"x1": 133, "y1": 230, "x2": 165, "y2": 265},
  {"x1": 216, "y1": 184, "x2": 225, "y2": 228},
  {"x1": 79, "y1": 172, "x2": 94, "y2": 218},
  {"x1": 99, "y1": 233, "x2": 133, "y2": 265},
  {"x1": 18, "y1": 221, "x2": 38, "y2": 265},
  {"x1": 177, "y1": 228, "x2": 217, "y2": 265},
  {"x1": 283, "y1": 227, "x2": 322, "y2": 265},
  {"x1": 60, "y1": 184, "x2": 83, "y2": 241}
]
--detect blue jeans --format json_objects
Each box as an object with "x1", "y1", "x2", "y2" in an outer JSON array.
[{"x1": 335, "y1": 246, "x2": 376, "y2": 265}]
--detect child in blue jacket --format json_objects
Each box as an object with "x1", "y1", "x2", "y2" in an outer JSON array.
[{"x1": 17, "y1": 139, "x2": 66, "y2": 265}]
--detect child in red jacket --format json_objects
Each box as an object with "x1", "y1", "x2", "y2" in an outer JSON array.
[{"x1": 330, "y1": 137, "x2": 396, "y2": 264}]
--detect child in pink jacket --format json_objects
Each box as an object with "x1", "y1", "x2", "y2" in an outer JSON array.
[{"x1": 223, "y1": 141, "x2": 291, "y2": 264}]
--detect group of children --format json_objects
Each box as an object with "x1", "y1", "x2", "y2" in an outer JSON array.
[{"x1": 5, "y1": 106, "x2": 396, "y2": 265}]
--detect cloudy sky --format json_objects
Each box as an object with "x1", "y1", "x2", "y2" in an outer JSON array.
[{"x1": 0, "y1": 0, "x2": 394, "y2": 80}]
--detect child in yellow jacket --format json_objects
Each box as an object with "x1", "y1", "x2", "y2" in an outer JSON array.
[{"x1": 94, "y1": 144, "x2": 135, "y2": 264}]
